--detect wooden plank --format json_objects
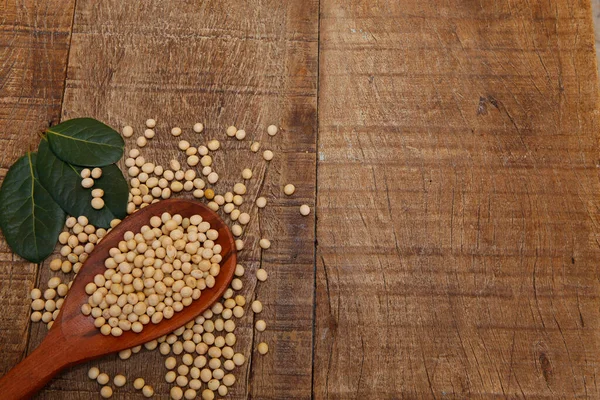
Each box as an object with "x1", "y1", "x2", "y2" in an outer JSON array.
[
  {"x1": 0, "y1": 261, "x2": 37, "y2": 375},
  {"x1": 28, "y1": 1, "x2": 318, "y2": 399},
  {"x1": 316, "y1": 1, "x2": 600, "y2": 398},
  {"x1": 593, "y1": 0, "x2": 600, "y2": 77},
  {"x1": 0, "y1": 0, "x2": 75, "y2": 376}
]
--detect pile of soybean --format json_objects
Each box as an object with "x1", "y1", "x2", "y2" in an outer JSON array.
[{"x1": 29, "y1": 119, "x2": 311, "y2": 399}]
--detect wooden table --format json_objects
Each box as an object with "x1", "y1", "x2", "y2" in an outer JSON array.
[{"x1": 1, "y1": 1, "x2": 599, "y2": 398}]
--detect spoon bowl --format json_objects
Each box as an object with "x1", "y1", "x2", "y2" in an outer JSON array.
[{"x1": 0, "y1": 198, "x2": 237, "y2": 399}]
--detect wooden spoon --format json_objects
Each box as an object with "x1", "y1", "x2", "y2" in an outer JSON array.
[{"x1": 0, "y1": 198, "x2": 237, "y2": 399}]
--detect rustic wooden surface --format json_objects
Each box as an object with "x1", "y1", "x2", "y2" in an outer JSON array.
[
  {"x1": 1, "y1": 0, "x2": 318, "y2": 399},
  {"x1": 593, "y1": 0, "x2": 600, "y2": 74},
  {"x1": 0, "y1": 0, "x2": 75, "y2": 377},
  {"x1": 2, "y1": 0, "x2": 600, "y2": 399},
  {"x1": 316, "y1": 0, "x2": 600, "y2": 398}
]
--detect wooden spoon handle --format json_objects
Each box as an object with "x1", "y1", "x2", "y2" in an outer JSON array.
[{"x1": 0, "y1": 330, "x2": 72, "y2": 399}]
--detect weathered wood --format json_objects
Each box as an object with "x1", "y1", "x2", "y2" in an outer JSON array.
[
  {"x1": 0, "y1": 261, "x2": 37, "y2": 375},
  {"x1": 26, "y1": 1, "x2": 319, "y2": 399},
  {"x1": 316, "y1": 0, "x2": 600, "y2": 398},
  {"x1": 593, "y1": 0, "x2": 600, "y2": 76},
  {"x1": 0, "y1": 0, "x2": 75, "y2": 376},
  {"x1": 4, "y1": 0, "x2": 600, "y2": 398}
]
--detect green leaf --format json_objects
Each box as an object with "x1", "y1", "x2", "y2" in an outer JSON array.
[
  {"x1": 0, "y1": 152, "x2": 66, "y2": 263},
  {"x1": 46, "y1": 118, "x2": 124, "y2": 166},
  {"x1": 37, "y1": 139, "x2": 128, "y2": 228}
]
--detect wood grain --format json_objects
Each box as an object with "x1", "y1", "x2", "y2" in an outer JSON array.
[
  {"x1": 25, "y1": 1, "x2": 319, "y2": 399},
  {"x1": 3, "y1": 0, "x2": 600, "y2": 399},
  {"x1": 316, "y1": 0, "x2": 600, "y2": 398},
  {"x1": 0, "y1": 0, "x2": 75, "y2": 376},
  {"x1": 0, "y1": 261, "x2": 37, "y2": 375},
  {"x1": 592, "y1": 0, "x2": 600, "y2": 76}
]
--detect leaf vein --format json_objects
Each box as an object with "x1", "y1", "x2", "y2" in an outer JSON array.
[{"x1": 47, "y1": 129, "x2": 121, "y2": 149}]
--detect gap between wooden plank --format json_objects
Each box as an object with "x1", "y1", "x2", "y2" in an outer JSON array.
[{"x1": 311, "y1": 0, "x2": 323, "y2": 399}]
